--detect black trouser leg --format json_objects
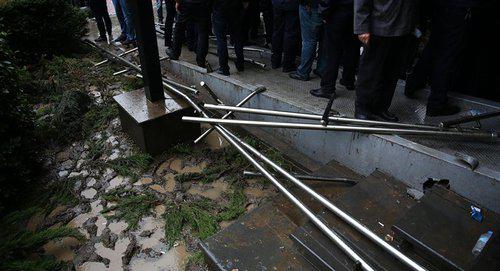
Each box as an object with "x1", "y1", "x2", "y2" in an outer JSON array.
[
  {"x1": 271, "y1": 7, "x2": 285, "y2": 66},
  {"x1": 282, "y1": 9, "x2": 300, "y2": 69},
  {"x1": 229, "y1": 9, "x2": 244, "y2": 65},
  {"x1": 171, "y1": 8, "x2": 189, "y2": 58},
  {"x1": 320, "y1": 5, "x2": 353, "y2": 92},
  {"x1": 164, "y1": 0, "x2": 176, "y2": 47},
  {"x1": 406, "y1": 39, "x2": 432, "y2": 90},
  {"x1": 428, "y1": 6, "x2": 469, "y2": 109},
  {"x1": 341, "y1": 36, "x2": 360, "y2": 84},
  {"x1": 262, "y1": 5, "x2": 273, "y2": 44},
  {"x1": 193, "y1": 7, "x2": 209, "y2": 66}
]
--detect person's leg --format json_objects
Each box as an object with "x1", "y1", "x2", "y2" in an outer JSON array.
[
  {"x1": 340, "y1": 36, "x2": 360, "y2": 90},
  {"x1": 111, "y1": 0, "x2": 127, "y2": 41},
  {"x1": 315, "y1": 6, "x2": 352, "y2": 95},
  {"x1": 271, "y1": 7, "x2": 285, "y2": 68},
  {"x1": 119, "y1": 0, "x2": 135, "y2": 42},
  {"x1": 405, "y1": 39, "x2": 432, "y2": 97},
  {"x1": 170, "y1": 5, "x2": 189, "y2": 59},
  {"x1": 229, "y1": 7, "x2": 245, "y2": 71},
  {"x1": 427, "y1": 6, "x2": 468, "y2": 115},
  {"x1": 194, "y1": 4, "x2": 210, "y2": 67},
  {"x1": 294, "y1": 5, "x2": 319, "y2": 79},
  {"x1": 282, "y1": 9, "x2": 300, "y2": 71},
  {"x1": 213, "y1": 8, "x2": 230, "y2": 73},
  {"x1": 372, "y1": 36, "x2": 411, "y2": 118},
  {"x1": 156, "y1": 0, "x2": 164, "y2": 23},
  {"x1": 164, "y1": 0, "x2": 176, "y2": 47},
  {"x1": 355, "y1": 36, "x2": 390, "y2": 118},
  {"x1": 262, "y1": 1, "x2": 273, "y2": 45},
  {"x1": 99, "y1": 1, "x2": 112, "y2": 37}
]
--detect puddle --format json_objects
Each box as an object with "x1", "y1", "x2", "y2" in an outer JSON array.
[
  {"x1": 244, "y1": 186, "x2": 277, "y2": 199},
  {"x1": 48, "y1": 205, "x2": 68, "y2": 219},
  {"x1": 164, "y1": 173, "x2": 176, "y2": 192},
  {"x1": 68, "y1": 200, "x2": 107, "y2": 238},
  {"x1": 149, "y1": 184, "x2": 167, "y2": 194},
  {"x1": 43, "y1": 236, "x2": 80, "y2": 262},
  {"x1": 134, "y1": 177, "x2": 153, "y2": 186},
  {"x1": 108, "y1": 221, "x2": 128, "y2": 235},
  {"x1": 170, "y1": 158, "x2": 207, "y2": 174},
  {"x1": 95, "y1": 237, "x2": 130, "y2": 270},
  {"x1": 77, "y1": 262, "x2": 107, "y2": 271},
  {"x1": 154, "y1": 205, "x2": 166, "y2": 217},
  {"x1": 187, "y1": 179, "x2": 229, "y2": 200},
  {"x1": 134, "y1": 216, "x2": 166, "y2": 250},
  {"x1": 202, "y1": 124, "x2": 229, "y2": 150},
  {"x1": 130, "y1": 242, "x2": 189, "y2": 271}
]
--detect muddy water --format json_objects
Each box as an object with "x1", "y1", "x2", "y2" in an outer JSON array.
[
  {"x1": 95, "y1": 237, "x2": 131, "y2": 270},
  {"x1": 187, "y1": 178, "x2": 229, "y2": 200},
  {"x1": 130, "y1": 243, "x2": 189, "y2": 271},
  {"x1": 68, "y1": 200, "x2": 107, "y2": 238},
  {"x1": 201, "y1": 124, "x2": 229, "y2": 150},
  {"x1": 170, "y1": 158, "x2": 208, "y2": 174},
  {"x1": 43, "y1": 236, "x2": 80, "y2": 262}
]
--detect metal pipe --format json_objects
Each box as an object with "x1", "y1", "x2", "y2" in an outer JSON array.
[
  {"x1": 184, "y1": 116, "x2": 498, "y2": 140},
  {"x1": 440, "y1": 110, "x2": 500, "y2": 127},
  {"x1": 204, "y1": 104, "x2": 445, "y2": 131},
  {"x1": 193, "y1": 86, "x2": 266, "y2": 144},
  {"x1": 94, "y1": 47, "x2": 138, "y2": 67},
  {"x1": 227, "y1": 135, "x2": 427, "y2": 271},
  {"x1": 200, "y1": 81, "x2": 224, "y2": 104},
  {"x1": 243, "y1": 170, "x2": 357, "y2": 185},
  {"x1": 84, "y1": 39, "x2": 198, "y2": 95},
  {"x1": 113, "y1": 68, "x2": 130, "y2": 76}
]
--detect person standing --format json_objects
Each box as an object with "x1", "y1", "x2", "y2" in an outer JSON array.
[
  {"x1": 271, "y1": 0, "x2": 300, "y2": 72},
  {"x1": 111, "y1": 0, "x2": 127, "y2": 42},
  {"x1": 167, "y1": 0, "x2": 211, "y2": 68},
  {"x1": 309, "y1": 0, "x2": 359, "y2": 98},
  {"x1": 289, "y1": 0, "x2": 323, "y2": 81},
  {"x1": 89, "y1": 0, "x2": 113, "y2": 43},
  {"x1": 212, "y1": 0, "x2": 246, "y2": 75},
  {"x1": 260, "y1": 0, "x2": 274, "y2": 47},
  {"x1": 111, "y1": 0, "x2": 136, "y2": 45},
  {"x1": 354, "y1": 0, "x2": 418, "y2": 121}
]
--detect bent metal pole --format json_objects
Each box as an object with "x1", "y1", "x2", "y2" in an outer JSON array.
[
  {"x1": 156, "y1": 85, "x2": 376, "y2": 271},
  {"x1": 182, "y1": 117, "x2": 499, "y2": 140},
  {"x1": 204, "y1": 104, "x2": 444, "y2": 131},
  {"x1": 229, "y1": 135, "x2": 427, "y2": 271},
  {"x1": 193, "y1": 86, "x2": 266, "y2": 144}
]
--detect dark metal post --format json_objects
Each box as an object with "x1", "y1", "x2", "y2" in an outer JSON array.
[{"x1": 128, "y1": 0, "x2": 164, "y2": 102}]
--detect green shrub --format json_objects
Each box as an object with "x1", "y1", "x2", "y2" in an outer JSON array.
[
  {"x1": 0, "y1": 0, "x2": 88, "y2": 63},
  {"x1": 0, "y1": 31, "x2": 39, "y2": 214}
]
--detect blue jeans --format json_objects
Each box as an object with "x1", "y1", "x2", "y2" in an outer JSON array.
[
  {"x1": 296, "y1": 5, "x2": 323, "y2": 77},
  {"x1": 156, "y1": 0, "x2": 163, "y2": 21},
  {"x1": 111, "y1": 0, "x2": 126, "y2": 37},
  {"x1": 115, "y1": 0, "x2": 135, "y2": 41}
]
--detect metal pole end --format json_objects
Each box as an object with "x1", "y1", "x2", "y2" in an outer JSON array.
[
  {"x1": 200, "y1": 81, "x2": 206, "y2": 87},
  {"x1": 255, "y1": 86, "x2": 267, "y2": 93},
  {"x1": 320, "y1": 120, "x2": 327, "y2": 127}
]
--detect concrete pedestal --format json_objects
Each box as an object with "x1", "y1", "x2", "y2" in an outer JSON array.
[{"x1": 114, "y1": 88, "x2": 200, "y2": 155}]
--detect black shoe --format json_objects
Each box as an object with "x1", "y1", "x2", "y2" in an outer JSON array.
[
  {"x1": 372, "y1": 111, "x2": 399, "y2": 122},
  {"x1": 235, "y1": 62, "x2": 244, "y2": 72},
  {"x1": 121, "y1": 39, "x2": 135, "y2": 46},
  {"x1": 310, "y1": 88, "x2": 335, "y2": 99},
  {"x1": 217, "y1": 69, "x2": 230, "y2": 76},
  {"x1": 340, "y1": 78, "x2": 355, "y2": 91},
  {"x1": 165, "y1": 49, "x2": 178, "y2": 60},
  {"x1": 289, "y1": 72, "x2": 309, "y2": 81},
  {"x1": 354, "y1": 110, "x2": 374, "y2": 120},
  {"x1": 196, "y1": 60, "x2": 207, "y2": 68},
  {"x1": 282, "y1": 66, "x2": 296, "y2": 73},
  {"x1": 313, "y1": 69, "x2": 322, "y2": 78},
  {"x1": 426, "y1": 104, "x2": 461, "y2": 117},
  {"x1": 94, "y1": 36, "x2": 107, "y2": 42},
  {"x1": 114, "y1": 34, "x2": 127, "y2": 42}
]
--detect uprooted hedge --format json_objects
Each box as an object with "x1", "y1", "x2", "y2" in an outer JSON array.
[{"x1": 0, "y1": 0, "x2": 88, "y2": 63}]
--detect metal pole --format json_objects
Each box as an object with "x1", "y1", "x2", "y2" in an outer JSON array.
[
  {"x1": 113, "y1": 68, "x2": 130, "y2": 76},
  {"x1": 193, "y1": 87, "x2": 266, "y2": 144},
  {"x1": 440, "y1": 110, "x2": 500, "y2": 127},
  {"x1": 128, "y1": 0, "x2": 164, "y2": 102},
  {"x1": 204, "y1": 104, "x2": 445, "y2": 131},
  {"x1": 243, "y1": 171, "x2": 357, "y2": 185},
  {"x1": 94, "y1": 47, "x2": 138, "y2": 67},
  {"x1": 84, "y1": 40, "x2": 198, "y2": 95},
  {"x1": 227, "y1": 135, "x2": 427, "y2": 271},
  {"x1": 183, "y1": 117, "x2": 498, "y2": 140},
  {"x1": 200, "y1": 81, "x2": 224, "y2": 105}
]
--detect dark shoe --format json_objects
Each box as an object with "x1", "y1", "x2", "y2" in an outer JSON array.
[
  {"x1": 235, "y1": 62, "x2": 244, "y2": 72},
  {"x1": 310, "y1": 88, "x2": 335, "y2": 99},
  {"x1": 165, "y1": 48, "x2": 178, "y2": 60},
  {"x1": 426, "y1": 104, "x2": 461, "y2": 117},
  {"x1": 340, "y1": 78, "x2": 355, "y2": 91},
  {"x1": 121, "y1": 39, "x2": 135, "y2": 46},
  {"x1": 114, "y1": 34, "x2": 127, "y2": 42},
  {"x1": 217, "y1": 69, "x2": 230, "y2": 76},
  {"x1": 196, "y1": 60, "x2": 207, "y2": 68},
  {"x1": 313, "y1": 69, "x2": 322, "y2": 78},
  {"x1": 354, "y1": 110, "x2": 374, "y2": 120},
  {"x1": 271, "y1": 63, "x2": 281, "y2": 69},
  {"x1": 289, "y1": 72, "x2": 309, "y2": 81},
  {"x1": 282, "y1": 66, "x2": 296, "y2": 73},
  {"x1": 94, "y1": 36, "x2": 107, "y2": 42},
  {"x1": 372, "y1": 111, "x2": 399, "y2": 122}
]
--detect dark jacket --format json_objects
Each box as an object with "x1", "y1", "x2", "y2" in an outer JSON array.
[
  {"x1": 272, "y1": 0, "x2": 300, "y2": 10},
  {"x1": 318, "y1": 0, "x2": 353, "y2": 20},
  {"x1": 354, "y1": 0, "x2": 418, "y2": 37}
]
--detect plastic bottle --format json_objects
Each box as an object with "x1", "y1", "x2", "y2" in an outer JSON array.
[{"x1": 472, "y1": 231, "x2": 493, "y2": 256}]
